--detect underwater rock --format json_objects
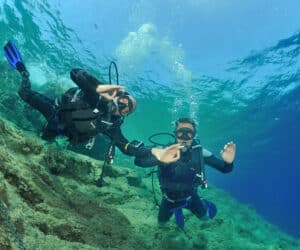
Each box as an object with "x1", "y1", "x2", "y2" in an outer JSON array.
[
  {"x1": 103, "y1": 164, "x2": 129, "y2": 178},
  {"x1": 0, "y1": 118, "x2": 137, "y2": 249},
  {"x1": 0, "y1": 117, "x2": 299, "y2": 250},
  {"x1": 161, "y1": 231, "x2": 194, "y2": 250},
  {"x1": 126, "y1": 172, "x2": 142, "y2": 187}
]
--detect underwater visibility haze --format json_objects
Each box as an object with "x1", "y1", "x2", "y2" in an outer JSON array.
[{"x1": 0, "y1": 0, "x2": 300, "y2": 249}]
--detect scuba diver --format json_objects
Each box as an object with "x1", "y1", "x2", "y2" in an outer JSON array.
[
  {"x1": 134, "y1": 118, "x2": 236, "y2": 229},
  {"x1": 3, "y1": 40, "x2": 182, "y2": 161}
]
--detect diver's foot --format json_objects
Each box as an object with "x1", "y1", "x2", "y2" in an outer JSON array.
[
  {"x1": 203, "y1": 200, "x2": 217, "y2": 220},
  {"x1": 20, "y1": 70, "x2": 30, "y2": 78},
  {"x1": 16, "y1": 62, "x2": 27, "y2": 74},
  {"x1": 158, "y1": 221, "x2": 169, "y2": 228}
]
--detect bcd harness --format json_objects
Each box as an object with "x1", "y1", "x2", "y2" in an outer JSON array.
[
  {"x1": 49, "y1": 87, "x2": 123, "y2": 147},
  {"x1": 191, "y1": 142, "x2": 208, "y2": 190},
  {"x1": 160, "y1": 140, "x2": 209, "y2": 229},
  {"x1": 160, "y1": 140, "x2": 207, "y2": 204}
]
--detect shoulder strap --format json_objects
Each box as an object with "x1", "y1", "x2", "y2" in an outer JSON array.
[
  {"x1": 191, "y1": 140, "x2": 208, "y2": 189},
  {"x1": 71, "y1": 88, "x2": 81, "y2": 103}
]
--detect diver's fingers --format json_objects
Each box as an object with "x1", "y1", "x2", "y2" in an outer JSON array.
[
  {"x1": 167, "y1": 143, "x2": 181, "y2": 149},
  {"x1": 165, "y1": 144, "x2": 181, "y2": 154},
  {"x1": 173, "y1": 153, "x2": 180, "y2": 161},
  {"x1": 109, "y1": 85, "x2": 125, "y2": 91},
  {"x1": 100, "y1": 93, "x2": 114, "y2": 100},
  {"x1": 96, "y1": 85, "x2": 110, "y2": 92},
  {"x1": 110, "y1": 90, "x2": 117, "y2": 98},
  {"x1": 96, "y1": 85, "x2": 125, "y2": 93},
  {"x1": 224, "y1": 141, "x2": 235, "y2": 150},
  {"x1": 227, "y1": 142, "x2": 236, "y2": 150}
]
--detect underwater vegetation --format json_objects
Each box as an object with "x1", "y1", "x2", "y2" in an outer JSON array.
[
  {"x1": 0, "y1": 1, "x2": 300, "y2": 248},
  {"x1": 0, "y1": 117, "x2": 299, "y2": 249}
]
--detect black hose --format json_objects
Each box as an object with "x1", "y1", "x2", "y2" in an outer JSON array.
[
  {"x1": 96, "y1": 143, "x2": 115, "y2": 187},
  {"x1": 150, "y1": 168, "x2": 159, "y2": 207},
  {"x1": 147, "y1": 132, "x2": 174, "y2": 207},
  {"x1": 109, "y1": 61, "x2": 119, "y2": 85},
  {"x1": 148, "y1": 132, "x2": 175, "y2": 146}
]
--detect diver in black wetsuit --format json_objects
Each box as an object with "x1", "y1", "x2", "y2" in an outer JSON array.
[
  {"x1": 17, "y1": 66, "x2": 151, "y2": 156},
  {"x1": 135, "y1": 118, "x2": 236, "y2": 228},
  {"x1": 4, "y1": 40, "x2": 172, "y2": 158}
]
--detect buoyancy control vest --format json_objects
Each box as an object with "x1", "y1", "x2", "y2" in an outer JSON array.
[
  {"x1": 56, "y1": 87, "x2": 123, "y2": 143},
  {"x1": 158, "y1": 139, "x2": 206, "y2": 200}
]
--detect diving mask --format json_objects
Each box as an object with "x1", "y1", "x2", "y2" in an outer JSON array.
[
  {"x1": 113, "y1": 93, "x2": 134, "y2": 116},
  {"x1": 175, "y1": 128, "x2": 195, "y2": 140}
]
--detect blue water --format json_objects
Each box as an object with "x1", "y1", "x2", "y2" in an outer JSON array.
[{"x1": 1, "y1": 0, "x2": 300, "y2": 238}]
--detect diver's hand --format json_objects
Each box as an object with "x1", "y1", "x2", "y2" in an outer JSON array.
[
  {"x1": 220, "y1": 141, "x2": 236, "y2": 164},
  {"x1": 96, "y1": 85, "x2": 125, "y2": 100},
  {"x1": 151, "y1": 144, "x2": 182, "y2": 164}
]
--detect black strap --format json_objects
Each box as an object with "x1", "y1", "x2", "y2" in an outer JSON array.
[
  {"x1": 150, "y1": 168, "x2": 160, "y2": 207},
  {"x1": 198, "y1": 145, "x2": 207, "y2": 189},
  {"x1": 96, "y1": 142, "x2": 115, "y2": 187},
  {"x1": 191, "y1": 140, "x2": 207, "y2": 189}
]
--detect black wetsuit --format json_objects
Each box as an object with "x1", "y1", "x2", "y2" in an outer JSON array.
[
  {"x1": 135, "y1": 140, "x2": 233, "y2": 223},
  {"x1": 18, "y1": 68, "x2": 150, "y2": 157}
]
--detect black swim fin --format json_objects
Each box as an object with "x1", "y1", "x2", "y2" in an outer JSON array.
[{"x1": 3, "y1": 40, "x2": 26, "y2": 72}]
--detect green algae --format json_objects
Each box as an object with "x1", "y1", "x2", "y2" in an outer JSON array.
[{"x1": 0, "y1": 117, "x2": 299, "y2": 249}]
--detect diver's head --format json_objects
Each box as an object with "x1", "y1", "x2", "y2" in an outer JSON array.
[
  {"x1": 174, "y1": 118, "x2": 196, "y2": 152},
  {"x1": 113, "y1": 92, "x2": 136, "y2": 117}
]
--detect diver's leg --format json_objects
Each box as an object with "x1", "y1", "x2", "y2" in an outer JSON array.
[
  {"x1": 187, "y1": 194, "x2": 217, "y2": 220},
  {"x1": 158, "y1": 198, "x2": 173, "y2": 225},
  {"x1": 18, "y1": 74, "x2": 56, "y2": 121}
]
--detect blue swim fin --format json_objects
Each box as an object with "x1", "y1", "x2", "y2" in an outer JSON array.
[
  {"x1": 203, "y1": 200, "x2": 217, "y2": 219},
  {"x1": 170, "y1": 200, "x2": 189, "y2": 229},
  {"x1": 3, "y1": 40, "x2": 26, "y2": 72}
]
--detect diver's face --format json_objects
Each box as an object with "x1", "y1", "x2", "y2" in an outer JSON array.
[
  {"x1": 175, "y1": 122, "x2": 195, "y2": 151},
  {"x1": 113, "y1": 96, "x2": 136, "y2": 117}
]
